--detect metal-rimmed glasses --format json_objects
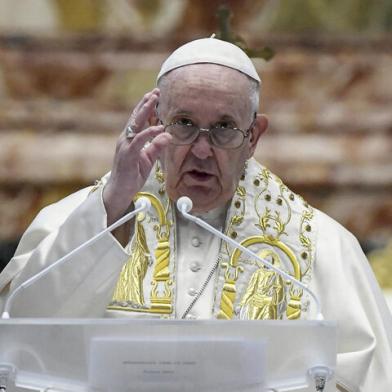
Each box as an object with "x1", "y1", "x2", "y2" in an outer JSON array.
[{"x1": 160, "y1": 114, "x2": 257, "y2": 150}]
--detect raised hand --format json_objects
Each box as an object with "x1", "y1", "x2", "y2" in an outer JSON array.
[{"x1": 103, "y1": 88, "x2": 171, "y2": 226}]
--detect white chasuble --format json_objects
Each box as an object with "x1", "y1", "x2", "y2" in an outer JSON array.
[{"x1": 1, "y1": 158, "x2": 391, "y2": 391}]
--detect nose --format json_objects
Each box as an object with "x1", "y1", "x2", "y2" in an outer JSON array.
[{"x1": 190, "y1": 133, "x2": 213, "y2": 160}]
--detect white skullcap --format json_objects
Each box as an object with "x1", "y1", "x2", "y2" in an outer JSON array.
[{"x1": 157, "y1": 37, "x2": 261, "y2": 84}]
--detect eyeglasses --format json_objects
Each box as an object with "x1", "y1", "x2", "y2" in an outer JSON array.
[{"x1": 160, "y1": 115, "x2": 256, "y2": 150}]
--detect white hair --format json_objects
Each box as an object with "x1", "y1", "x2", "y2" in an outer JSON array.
[{"x1": 248, "y1": 77, "x2": 260, "y2": 114}]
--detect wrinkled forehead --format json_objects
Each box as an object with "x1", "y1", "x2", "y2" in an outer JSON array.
[{"x1": 157, "y1": 64, "x2": 256, "y2": 121}]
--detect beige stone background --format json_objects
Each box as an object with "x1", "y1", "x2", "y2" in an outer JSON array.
[{"x1": 0, "y1": 0, "x2": 391, "y2": 305}]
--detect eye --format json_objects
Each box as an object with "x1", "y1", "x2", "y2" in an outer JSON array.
[
  {"x1": 214, "y1": 120, "x2": 235, "y2": 129},
  {"x1": 175, "y1": 117, "x2": 194, "y2": 127}
]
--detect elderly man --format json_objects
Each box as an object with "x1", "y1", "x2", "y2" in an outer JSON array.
[{"x1": 0, "y1": 38, "x2": 391, "y2": 391}]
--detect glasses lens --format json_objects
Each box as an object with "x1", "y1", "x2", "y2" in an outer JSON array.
[
  {"x1": 211, "y1": 127, "x2": 243, "y2": 149},
  {"x1": 166, "y1": 124, "x2": 198, "y2": 145}
]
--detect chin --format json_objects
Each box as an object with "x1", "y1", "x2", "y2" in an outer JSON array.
[{"x1": 169, "y1": 187, "x2": 222, "y2": 213}]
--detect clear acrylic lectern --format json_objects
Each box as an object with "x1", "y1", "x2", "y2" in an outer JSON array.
[{"x1": 0, "y1": 319, "x2": 336, "y2": 392}]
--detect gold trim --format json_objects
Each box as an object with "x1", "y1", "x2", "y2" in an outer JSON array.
[
  {"x1": 239, "y1": 249, "x2": 285, "y2": 320},
  {"x1": 230, "y1": 235, "x2": 300, "y2": 279},
  {"x1": 217, "y1": 263, "x2": 244, "y2": 319},
  {"x1": 110, "y1": 220, "x2": 149, "y2": 307},
  {"x1": 218, "y1": 235, "x2": 303, "y2": 319},
  {"x1": 108, "y1": 191, "x2": 173, "y2": 314},
  {"x1": 336, "y1": 381, "x2": 352, "y2": 392}
]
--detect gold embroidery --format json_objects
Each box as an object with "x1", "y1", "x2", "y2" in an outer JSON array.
[
  {"x1": 255, "y1": 171, "x2": 291, "y2": 239},
  {"x1": 217, "y1": 165, "x2": 314, "y2": 320},
  {"x1": 106, "y1": 159, "x2": 314, "y2": 319},
  {"x1": 108, "y1": 191, "x2": 173, "y2": 314},
  {"x1": 217, "y1": 263, "x2": 244, "y2": 319},
  {"x1": 233, "y1": 236, "x2": 301, "y2": 279},
  {"x1": 299, "y1": 208, "x2": 314, "y2": 277},
  {"x1": 110, "y1": 220, "x2": 149, "y2": 308},
  {"x1": 218, "y1": 235, "x2": 302, "y2": 319},
  {"x1": 150, "y1": 222, "x2": 172, "y2": 313},
  {"x1": 155, "y1": 162, "x2": 166, "y2": 195},
  {"x1": 223, "y1": 185, "x2": 246, "y2": 256},
  {"x1": 217, "y1": 183, "x2": 247, "y2": 319},
  {"x1": 239, "y1": 249, "x2": 285, "y2": 320}
]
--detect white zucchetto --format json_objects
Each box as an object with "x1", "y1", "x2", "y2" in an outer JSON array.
[{"x1": 157, "y1": 37, "x2": 261, "y2": 83}]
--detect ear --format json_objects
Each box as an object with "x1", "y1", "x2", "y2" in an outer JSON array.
[{"x1": 247, "y1": 114, "x2": 268, "y2": 158}]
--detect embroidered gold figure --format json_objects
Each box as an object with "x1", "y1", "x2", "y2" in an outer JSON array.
[
  {"x1": 239, "y1": 249, "x2": 285, "y2": 320},
  {"x1": 110, "y1": 220, "x2": 149, "y2": 308},
  {"x1": 217, "y1": 263, "x2": 244, "y2": 319}
]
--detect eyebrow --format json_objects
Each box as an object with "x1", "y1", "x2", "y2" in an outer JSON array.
[
  {"x1": 217, "y1": 114, "x2": 237, "y2": 123},
  {"x1": 170, "y1": 110, "x2": 194, "y2": 117},
  {"x1": 170, "y1": 110, "x2": 237, "y2": 124}
]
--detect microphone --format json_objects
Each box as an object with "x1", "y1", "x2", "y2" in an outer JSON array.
[
  {"x1": 177, "y1": 196, "x2": 193, "y2": 214},
  {"x1": 176, "y1": 196, "x2": 323, "y2": 320},
  {"x1": 1, "y1": 196, "x2": 152, "y2": 319}
]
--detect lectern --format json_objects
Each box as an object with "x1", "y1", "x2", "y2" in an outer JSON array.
[{"x1": 0, "y1": 318, "x2": 336, "y2": 392}]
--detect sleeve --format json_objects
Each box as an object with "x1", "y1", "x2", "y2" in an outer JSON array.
[
  {"x1": 0, "y1": 186, "x2": 130, "y2": 318},
  {"x1": 311, "y1": 209, "x2": 392, "y2": 392}
]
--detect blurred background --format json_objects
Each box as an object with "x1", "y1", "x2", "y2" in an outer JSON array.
[{"x1": 0, "y1": 0, "x2": 391, "y2": 308}]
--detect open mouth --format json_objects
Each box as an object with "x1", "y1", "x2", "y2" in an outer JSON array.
[{"x1": 186, "y1": 170, "x2": 214, "y2": 182}]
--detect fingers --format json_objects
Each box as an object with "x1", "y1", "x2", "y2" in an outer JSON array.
[
  {"x1": 118, "y1": 125, "x2": 171, "y2": 178},
  {"x1": 142, "y1": 132, "x2": 172, "y2": 165},
  {"x1": 131, "y1": 88, "x2": 159, "y2": 116},
  {"x1": 138, "y1": 133, "x2": 172, "y2": 179},
  {"x1": 128, "y1": 124, "x2": 165, "y2": 152},
  {"x1": 126, "y1": 88, "x2": 160, "y2": 134}
]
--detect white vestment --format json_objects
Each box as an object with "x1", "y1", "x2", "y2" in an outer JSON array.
[{"x1": 0, "y1": 158, "x2": 391, "y2": 392}]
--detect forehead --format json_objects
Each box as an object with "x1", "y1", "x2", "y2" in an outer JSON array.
[{"x1": 159, "y1": 64, "x2": 253, "y2": 121}]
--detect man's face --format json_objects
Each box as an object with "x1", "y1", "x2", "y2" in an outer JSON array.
[{"x1": 158, "y1": 64, "x2": 267, "y2": 212}]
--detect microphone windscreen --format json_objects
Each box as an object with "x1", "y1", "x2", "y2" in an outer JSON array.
[
  {"x1": 135, "y1": 196, "x2": 152, "y2": 211},
  {"x1": 176, "y1": 196, "x2": 193, "y2": 214}
]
